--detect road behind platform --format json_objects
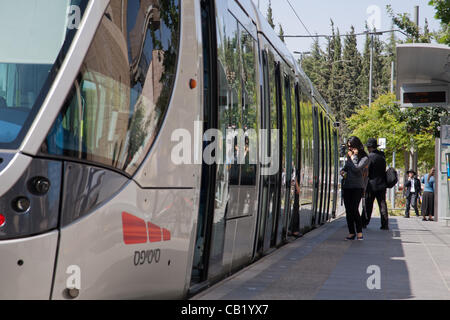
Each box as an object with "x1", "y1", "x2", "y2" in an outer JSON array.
[{"x1": 191, "y1": 216, "x2": 450, "y2": 300}]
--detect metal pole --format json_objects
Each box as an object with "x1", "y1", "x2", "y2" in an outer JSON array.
[
  {"x1": 369, "y1": 34, "x2": 374, "y2": 107},
  {"x1": 414, "y1": 6, "x2": 419, "y2": 43},
  {"x1": 392, "y1": 145, "x2": 396, "y2": 209},
  {"x1": 414, "y1": 6, "x2": 419, "y2": 27},
  {"x1": 390, "y1": 61, "x2": 394, "y2": 94}
]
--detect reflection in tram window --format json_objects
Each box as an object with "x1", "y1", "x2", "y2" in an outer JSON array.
[
  {"x1": 240, "y1": 24, "x2": 258, "y2": 187},
  {"x1": 208, "y1": 9, "x2": 261, "y2": 279},
  {"x1": 41, "y1": 0, "x2": 181, "y2": 175},
  {"x1": 0, "y1": 0, "x2": 89, "y2": 149},
  {"x1": 299, "y1": 85, "x2": 314, "y2": 221}
]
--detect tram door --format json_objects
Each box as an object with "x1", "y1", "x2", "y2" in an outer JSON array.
[
  {"x1": 331, "y1": 129, "x2": 339, "y2": 218},
  {"x1": 191, "y1": 0, "x2": 217, "y2": 286},
  {"x1": 258, "y1": 49, "x2": 282, "y2": 254},
  {"x1": 194, "y1": 0, "x2": 261, "y2": 285},
  {"x1": 255, "y1": 50, "x2": 270, "y2": 256},
  {"x1": 317, "y1": 113, "x2": 325, "y2": 224},
  {"x1": 324, "y1": 119, "x2": 332, "y2": 222},
  {"x1": 312, "y1": 106, "x2": 320, "y2": 226},
  {"x1": 279, "y1": 75, "x2": 293, "y2": 242}
]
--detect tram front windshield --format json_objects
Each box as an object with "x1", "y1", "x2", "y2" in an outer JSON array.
[{"x1": 0, "y1": 0, "x2": 86, "y2": 149}]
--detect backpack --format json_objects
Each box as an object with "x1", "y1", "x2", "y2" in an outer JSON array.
[{"x1": 385, "y1": 167, "x2": 398, "y2": 189}]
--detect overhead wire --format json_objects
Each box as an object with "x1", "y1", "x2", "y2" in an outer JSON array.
[{"x1": 285, "y1": 0, "x2": 314, "y2": 38}]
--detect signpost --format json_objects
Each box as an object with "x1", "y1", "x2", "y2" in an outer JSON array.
[
  {"x1": 446, "y1": 153, "x2": 450, "y2": 208},
  {"x1": 442, "y1": 125, "x2": 450, "y2": 146},
  {"x1": 378, "y1": 138, "x2": 386, "y2": 150}
]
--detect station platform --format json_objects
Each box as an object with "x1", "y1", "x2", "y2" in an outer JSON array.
[{"x1": 191, "y1": 215, "x2": 450, "y2": 300}]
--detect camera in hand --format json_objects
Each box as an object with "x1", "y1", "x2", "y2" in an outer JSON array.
[{"x1": 339, "y1": 144, "x2": 347, "y2": 157}]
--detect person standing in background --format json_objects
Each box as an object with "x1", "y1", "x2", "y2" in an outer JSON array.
[
  {"x1": 421, "y1": 168, "x2": 435, "y2": 221},
  {"x1": 340, "y1": 136, "x2": 369, "y2": 241},
  {"x1": 362, "y1": 138, "x2": 389, "y2": 230},
  {"x1": 404, "y1": 170, "x2": 421, "y2": 218}
]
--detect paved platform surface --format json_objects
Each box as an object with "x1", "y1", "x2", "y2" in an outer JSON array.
[{"x1": 192, "y1": 216, "x2": 450, "y2": 300}]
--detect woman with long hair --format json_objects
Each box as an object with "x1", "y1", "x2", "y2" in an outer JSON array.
[
  {"x1": 340, "y1": 136, "x2": 369, "y2": 240},
  {"x1": 421, "y1": 167, "x2": 436, "y2": 221}
]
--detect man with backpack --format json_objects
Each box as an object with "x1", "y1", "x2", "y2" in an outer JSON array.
[{"x1": 362, "y1": 138, "x2": 389, "y2": 230}]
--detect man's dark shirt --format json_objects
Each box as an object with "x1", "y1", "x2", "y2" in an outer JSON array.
[{"x1": 367, "y1": 149, "x2": 387, "y2": 192}]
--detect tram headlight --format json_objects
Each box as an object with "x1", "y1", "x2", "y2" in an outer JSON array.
[{"x1": 13, "y1": 197, "x2": 31, "y2": 213}]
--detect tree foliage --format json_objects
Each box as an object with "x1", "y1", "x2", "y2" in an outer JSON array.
[
  {"x1": 279, "y1": 23, "x2": 285, "y2": 43},
  {"x1": 267, "y1": 0, "x2": 275, "y2": 29},
  {"x1": 278, "y1": 1, "x2": 449, "y2": 169},
  {"x1": 429, "y1": 0, "x2": 450, "y2": 24},
  {"x1": 346, "y1": 94, "x2": 446, "y2": 170},
  {"x1": 429, "y1": 0, "x2": 450, "y2": 44}
]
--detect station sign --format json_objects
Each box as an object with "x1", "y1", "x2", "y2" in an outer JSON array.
[
  {"x1": 400, "y1": 83, "x2": 449, "y2": 108},
  {"x1": 378, "y1": 138, "x2": 386, "y2": 150}
]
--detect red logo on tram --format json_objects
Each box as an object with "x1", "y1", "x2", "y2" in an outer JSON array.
[{"x1": 122, "y1": 212, "x2": 171, "y2": 245}]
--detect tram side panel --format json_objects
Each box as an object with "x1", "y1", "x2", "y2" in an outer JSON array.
[
  {"x1": 48, "y1": 0, "x2": 202, "y2": 299},
  {"x1": 53, "y1": 182, "x2": 195, "y2": 299}
]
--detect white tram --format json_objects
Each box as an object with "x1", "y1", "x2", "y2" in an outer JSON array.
[{"x1": 0, "y1": 0, "x2": 340, "y2": 299}]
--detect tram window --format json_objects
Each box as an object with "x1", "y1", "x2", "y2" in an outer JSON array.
[
  {"x1": 291, "y1": 82, "x2": 298, "y2": 189},
  {"x1": 299, "y1": 86, "x2": 314, "y2": 212},
  {"x1": 0, "y1": 0, "x2": 89, "y2": 149},
  {"x1": 294, "y1": 84, "x2": 300, "y2": 174},
  {"x1": 239, "y1": 24, "x2": 258, "y2": 186},
  {"x1": 220, "y1": 13, "x2": 241, "y2": 186},
  {"x1": 41, "y1": 0, "x2": 181, "y2": 175},
  {"x1": 268, "y1": 52, "x2": 278, "y2": 161}
]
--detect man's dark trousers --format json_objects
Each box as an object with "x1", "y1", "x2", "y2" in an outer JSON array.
[
  {"x1": 363, "y1": 188, "x2": 389, "y2": 228},
  {"x1": 405, "y1": 192, "x2": 419, "y2": 217}
]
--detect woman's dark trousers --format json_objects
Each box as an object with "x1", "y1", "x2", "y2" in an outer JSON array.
[{"x1": 344, "y1": 188, "x2": 364, "y2": 235}]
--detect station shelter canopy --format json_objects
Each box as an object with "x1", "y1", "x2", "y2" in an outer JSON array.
[{"x1": 396, "y1": 43, "x2": 450, "y2": 110}]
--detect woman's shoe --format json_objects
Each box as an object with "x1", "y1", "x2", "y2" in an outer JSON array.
[
  {"x1": 357, "y1": 236, "x2": 364, "y2": 241},
  {"x1": 346, "y1": 235, "x2": 356, "y2": 241},
  {"x1": 429, "y1": 218, "x2": 434, "y2": 221},
  {"x1": 422, "y1": 218, "x2": 428, "y2": 221}
]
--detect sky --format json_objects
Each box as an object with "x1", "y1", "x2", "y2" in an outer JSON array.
[{"x1": 251, "y1": 0, "x2": 442, "y2": 55}]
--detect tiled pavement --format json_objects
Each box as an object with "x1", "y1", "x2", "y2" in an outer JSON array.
[{"x1": 192, "y1": 216, "x2": 450, "y2": 300}]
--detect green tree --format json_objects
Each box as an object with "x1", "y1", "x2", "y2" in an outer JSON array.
[
  {"x1": 371, "y1": 32, "x2": 388, "y2": 99},
  {"x1": 429, "y1": 0, "x2": 450, "y2": 23},
  {"x1": 347, "y1": 93, "x2": 448, "y2": 171},
  {"x1": 279, "y1": 23, "x2": 285, "y2": 43},
  {"x1": 327, "y1": 27, "x2": 344, "y2": 123},
  {"x1": 382, "y1": 24, "x2": 397, "y2": 94},
  {"x1": 267, "y1": 0, "x2": 275, "y2": 29},
  {"x1": 358, "y1": 25, "x2": 371, "y2": 106},
  {"x1": 386, "y1": 5, "x2": 432, "y2": 43},
  {"x1": 302, "y1": 37, "x2": 327, "y2": 98},
  {"x1": 341, "y1": 26, "x2": 362, "y2": 120},
  {"x1": 429, "y1": 0, "x2": 450, "y2": 44},
  {"x1": 358, "y1": 24, "x2": 389, "y2": 107},
  {"x1": 347, "y1": 94, "x2": 427, "y2": 170},
  {"x1": 321, "y1": 20, "x2": 337, "y2": 105},
  {"x1": 385, "y1": 3, "x2": 448, "y2": 170}
]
